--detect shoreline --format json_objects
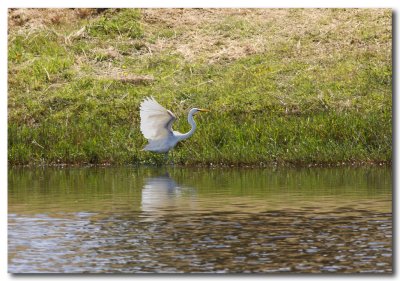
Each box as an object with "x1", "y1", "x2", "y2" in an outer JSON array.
[{"x1": 8, "y1": 160, "x2": 391, "y2": 169}]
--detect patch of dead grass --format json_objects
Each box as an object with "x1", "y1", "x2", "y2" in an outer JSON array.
[
  {"x1": 73, "y1": 57, "x2": 155, "y2": 85},
  {"x1": 8, "y1": 8, "x2": 101, "y2": 32},
  {"x1": 140, "y1": 8, "x2": 391, "y2": 64}
]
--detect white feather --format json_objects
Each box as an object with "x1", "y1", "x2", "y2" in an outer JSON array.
[{"x1": 140, "y1": 97, "x2": 176, "y2": 140}]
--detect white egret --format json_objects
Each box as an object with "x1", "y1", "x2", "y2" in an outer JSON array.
[{"x1": 139, "y1": 97, "x2": 209, "y2": 154}]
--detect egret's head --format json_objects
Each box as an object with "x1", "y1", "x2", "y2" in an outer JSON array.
[{"x1": 190, "y1": 108, "x2": 210, "y2": 115}]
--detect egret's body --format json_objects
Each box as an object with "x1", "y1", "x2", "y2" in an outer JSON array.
[{"x1": 139, "y1": 97, "x2": 208, "y2": 153}]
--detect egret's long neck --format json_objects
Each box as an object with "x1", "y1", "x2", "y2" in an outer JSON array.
[{"x1": 179, "y1": 111, "x2": 196, "y2": 140}]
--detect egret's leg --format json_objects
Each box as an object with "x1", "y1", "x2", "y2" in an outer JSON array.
[{"x1": 163, "y1": 152, "x2": 169, "y2": 164}]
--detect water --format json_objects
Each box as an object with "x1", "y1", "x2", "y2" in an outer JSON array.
[{"x1": 8, "y1": 166, "x2": 392, "y2": 273}]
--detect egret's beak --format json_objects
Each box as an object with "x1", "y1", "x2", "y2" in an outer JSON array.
[{"x1": 197, "y1": 109, "x2": 210, "y2": 112}]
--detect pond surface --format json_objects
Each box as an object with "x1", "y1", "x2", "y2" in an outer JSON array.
[{"x1": 8, "y1": 166, "x2": 392, "y2": 273}]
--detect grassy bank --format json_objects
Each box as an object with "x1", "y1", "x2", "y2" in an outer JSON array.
[{"x1": 8, "y1": 8, "x2": 392, "y2": 166}]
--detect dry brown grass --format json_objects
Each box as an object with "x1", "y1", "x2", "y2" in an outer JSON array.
[
  {"x1": 141, "y1": 8, "x2": 273, "y2": 62},
  {"x1": 8, "y1": 8, "x2": 100, "y2": 31},
  {"x1": 140, "y1": 8, "x2": 391, "y2": 63},
  {"x1": 95, "y1": 65, "x2": 155, "y2": 85}
]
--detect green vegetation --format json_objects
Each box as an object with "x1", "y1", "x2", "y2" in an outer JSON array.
[{"x1": 8, "y1": 8, "x2": 392, "y2": 166}]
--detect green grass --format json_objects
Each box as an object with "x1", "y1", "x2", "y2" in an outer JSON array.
[{"x1": 8, "y1": 8, "x2": 392, "y2": 166}]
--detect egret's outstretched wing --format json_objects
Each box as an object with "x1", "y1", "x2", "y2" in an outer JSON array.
[{"x1": 140, "y1": 97, "x2": 176, "y2": 140}]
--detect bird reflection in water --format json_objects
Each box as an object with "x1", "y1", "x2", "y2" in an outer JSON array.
[{"x1": 141, "y1": 172, "x2": 198, "y2": 216}]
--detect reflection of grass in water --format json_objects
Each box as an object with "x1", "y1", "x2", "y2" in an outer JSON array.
[
  {"x1": 8, "y1": 166, "x2": 391, "y2": 214},
  {"x1": 8, "y1": 9, "x2": 391, "y2": 165}
]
